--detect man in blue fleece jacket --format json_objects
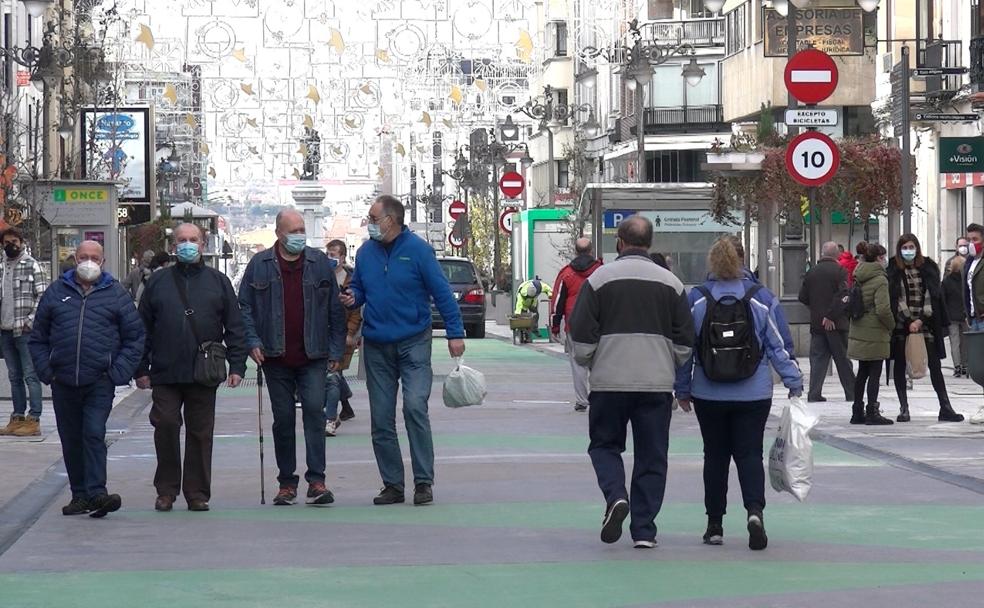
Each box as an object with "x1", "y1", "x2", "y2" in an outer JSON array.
[{"x1": 341, "y1": 195, "x2": 466, "y2": 506}]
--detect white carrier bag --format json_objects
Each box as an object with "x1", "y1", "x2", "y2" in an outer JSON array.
[
  {"x1": 768, "y1": 397, "x2": 819, "y2": 502},
  {"x1": 442, "y1": 358, "x2": 487, "y2": 408}
]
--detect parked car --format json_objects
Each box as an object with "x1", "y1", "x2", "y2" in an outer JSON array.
[{"x1": 432, "y1": 256, "x2": 486, "y2": 339}]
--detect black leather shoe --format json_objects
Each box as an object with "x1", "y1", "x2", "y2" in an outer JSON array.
[
  {"x1": 89, "y1": 493, "x2": 122, "y2": 518},
  {"x1": 155, "y1": 495, "x2": 175, "y2": 512},
  {"x1": 413, "y1": 483, "x2": 433, "y2": 506},
  {"x1": 373, "y1": 485, "x2": 405, "y2": 505},
  {"x1": 188, "y1": 500, "x2": 210, "y2": 512}
]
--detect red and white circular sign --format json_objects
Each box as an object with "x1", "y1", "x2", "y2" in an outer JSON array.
[
  {"x1": 784, "y1": 49, "x2": 839, "y2": 105},
  {"x1": 499, "y1": 207, "x2": 518, "y2": 234},
  {"x1": 499, "y1": 171, "x2": 525, "y2": 199},
  {"x1": 448, "y1": 200, "x2": 467, "y2": 220},
  {"x1": 785, "y1": 131, "x2": 840, "y2": 187},
  {"x1": 448, "y1": 231, "x2": 465, "y2": 248}
]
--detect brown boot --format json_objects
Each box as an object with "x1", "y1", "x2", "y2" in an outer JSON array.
[
  {"x1": 12, "y1": 416, "x2": 41, "y2": 437},
  {"x1": 0, "y1": 414, "x2": 26, "y2": 436}
]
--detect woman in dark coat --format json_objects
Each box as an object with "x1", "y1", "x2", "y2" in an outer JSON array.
[
  {"x1": 886, "y1": 234, "x2": 964, "y2": 423},
  {"x1": 940, "y1": 255, "x2": 968, "y2": 378}
]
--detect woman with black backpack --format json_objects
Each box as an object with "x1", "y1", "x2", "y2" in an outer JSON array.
[
  {"x1": 847, "y1": 243, "x2": 895, "y2": 425},
  {"x1": 674, "y1": 237, "x2": 802, "y2": 551},
  {"x1": 887, "y1": 234, "x2": 964, "y2": 423}
]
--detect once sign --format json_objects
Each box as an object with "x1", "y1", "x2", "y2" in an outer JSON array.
[
  {"x1": 784, "y1": 49, "x2": 839, "y2": 105},
  {"x1": 785, "y1": 132, "x2": 841, "y2": 187}
]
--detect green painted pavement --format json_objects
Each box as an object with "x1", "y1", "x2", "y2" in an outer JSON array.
[
  {"x1": 120, "y1": 501, "x2": 984, "y2": 552},
  {"x1": 3, "y1": 560, "x2": 983, "y2": 608}
]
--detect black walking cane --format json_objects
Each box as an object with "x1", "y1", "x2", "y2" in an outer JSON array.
[{"x1": 257, "y1": 366, "x2": 266, "y2": 505}]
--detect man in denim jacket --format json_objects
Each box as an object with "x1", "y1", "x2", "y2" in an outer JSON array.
[{"x1": 238, "y1": 209, "x2": 347, "y2": 506}]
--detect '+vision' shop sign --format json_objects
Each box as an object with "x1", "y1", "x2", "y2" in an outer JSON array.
[{"x1": 939, "y1": 137, "x2": 984, "y2": 173}]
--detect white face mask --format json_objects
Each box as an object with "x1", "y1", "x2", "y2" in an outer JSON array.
[
  {"x1": 958, "y1": 245, "x2": 969, "y2": 256},
  {"x1": 76, "y1": 260, "x2": 101, "y2": 282}
]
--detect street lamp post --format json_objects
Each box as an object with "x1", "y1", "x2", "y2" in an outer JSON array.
[{"x1": 581, "y1": 19, "x2": 704, "y2": 183}]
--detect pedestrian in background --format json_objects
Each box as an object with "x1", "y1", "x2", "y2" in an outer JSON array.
[
  {"x1": 675, "y1": 236, "x2": 802, "y2": 551},
  {"x1": 239, "y1": 208, "x2": 347, "y2": 507},
  {"x1": 799, "y1": 241, "x2": 855, "y2": 404},
  {"x1": 944, "y1": 236, "x2": 970, "y2": 274},
  {"x1": 847, "y1": 243, "x2": 895, "y2": 425},
  {"x1": 28, "y1": 241, "x2": 145, "y2": 518},
  {"x1": 888, "y1": 234, "x2": 963, "y2": 423},
  {"x1": 136, "y1": 223, "x2": 248, "y2": 512},
  {"x1": 961, "y1": 223, "x2": 984, "y2": 424},
  {"x1": 570, "y1": 216, "x2": 694, "y2": 549},
  {"x1": 341, "y1": 195, "x2": 465, "y2": 507},
  {"x1": 941, "y1": 255, "x2": 968, "y2": 379},
  {"x1": 324, "y1": 238, "x2": 362, "y2": 436},
  {"x1": 550, "y1": 237, "x2": 602, "y2": 413},
  {"x1": 0, "y1": 228, "x2": 47, "y2": 437},
  {"x1": 122, "y1": 250, "x2": 154, "y2": 300}
]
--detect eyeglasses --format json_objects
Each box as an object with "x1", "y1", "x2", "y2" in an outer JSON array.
[{"x1": 367, "y1": 214, "x2": 389, "y2": 225}]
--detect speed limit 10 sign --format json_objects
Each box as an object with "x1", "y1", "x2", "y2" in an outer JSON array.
[{"x1": 784, "y1": 131, "x2": 840, "y2": 187}]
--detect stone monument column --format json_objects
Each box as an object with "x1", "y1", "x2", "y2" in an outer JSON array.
[{"x1": 292, "y1": 183, "x2": 327, "y2": 249}]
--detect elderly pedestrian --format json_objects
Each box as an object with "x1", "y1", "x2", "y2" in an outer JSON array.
[
  {"x1": 847, "y1": 243, "x2": 895, "y2": 425},
  {"x1": 28, "y1": 241, "x2": 145, "y2": 518},
  {"x1": 136, "y1": 223, "x2": 248, "y2": 512},
  {"x1": 569, "y1": 216, "x2": 694, "y2": 549},
  {"x1": 324, "y1": 239, "x2": 362, "y2": 436},
  {"x1": 0, "y1": 228, "x2": 47, "y2": 437},
  {"x1": 675, "y1": 237, "x2": 802, "y2": 551},
  {"x1": 798, "y1": 241, "x2": 855, "y2": 403},
  {"x1": 550, "y1": 238, "x2": 602, "y2": 412},
  {"x1": 239, "y1": 208, "x2": 347, "y2": 506},
  {"x1": 941, "y1": 255, "x2": 968, "y2": 379},
  {"x1": 340, "y1": 195, "x2": 465, "y2": 506},
  {"x1": 888, "y1": 234, "x2": 962, "y2": 423}
]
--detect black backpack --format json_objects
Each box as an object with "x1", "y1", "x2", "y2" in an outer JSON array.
[
  {"x1": 844, "y1": 282, "x2": 866, "y2": 320},
  {"x1": 694, "y1": 285, "x2": 764, "y2": 382}
]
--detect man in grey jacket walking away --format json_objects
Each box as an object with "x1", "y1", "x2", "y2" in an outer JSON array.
[{"x1": 569, "y1": 216, "x2": 694, "y2": 549}]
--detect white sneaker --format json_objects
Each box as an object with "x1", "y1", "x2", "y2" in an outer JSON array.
[
  {"x1": 325, "y1": 419, "x2": 340, "y2": 437},
  {"x1": 633, "y1": 539, "x2": 657, "y2": 549},
  {"x1": 970, "y1": 407, "x2": 984, "y2": 425}
]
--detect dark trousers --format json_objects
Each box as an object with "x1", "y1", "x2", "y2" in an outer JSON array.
[
  {"x1": 693, "y1": 398, "x2": 772, "y2": 519},
  {"x1": 51, "y1": 378, "x2": 115, "y2": 500},
  {"x1": 853, "y1": 360, "x2": 882, "y2": 405},
  {"x1": 588, "y1": 391, "x2": 671, "y2": 542},
  {"x1": 264, "y1": 360, "x2": 328, "y2": 487},
  {"x1": 808, "y1": 330, "x2": 855, "y2": 401},
  {"x1": 149, "y1": 383, "x2": 218, "y2": 502},
  {"x1": 893, "y1": 335, "x2": 949, "y2": 408}
]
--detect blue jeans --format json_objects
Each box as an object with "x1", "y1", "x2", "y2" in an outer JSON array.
[
  {"x1": 324, "y1": 372, "x2": 352, "y2": 420},
  {"x1": 363, "y1": 330, "x2": 434, "y2": 489},
  {"x1": 1, "y1": 330, "x2": 43, "y2": 417},
  {"x1": 970, "y1": 319, "x2": 984, "y2": 332},
  {"x1": 264, "y1": 360, "x2": 328, "y2": 487},
  {"x1": 51, "y1": 377, "x2": 115, "y2": 499}
]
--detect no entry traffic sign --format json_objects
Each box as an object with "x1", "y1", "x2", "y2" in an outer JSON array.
[
  {"x1": 448, "y1": 199, "x2": 467, "y2": 220},
  {"x1": 785, "y1": 131, "x2": 840, "y2": 187},
  {"x1": 499, "y1": 207, "x2": 518, "y2": 234},
  {"x1": 784, "y1": 49, "x2": 839, "y2": 105},
  {"x1": 499, "y1": 171, "x2": 525, "y2": 199}
]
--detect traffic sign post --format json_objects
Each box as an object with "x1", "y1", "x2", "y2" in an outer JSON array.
[
  {"x1": 499, "y1": 172, "x2": 525, "y2": 199},
  {"x1": 448, "y1": 199, "x2": 467, "y2": 220},
  {"x1": 784, "y1": 49, "x2": 839, "y2": 105},
  {"x1": 499, "y1": 207, "x2": 518, "y2": 235},
  {"x1": 785, "y1": 132, "x2": 841, "y2": 187}
]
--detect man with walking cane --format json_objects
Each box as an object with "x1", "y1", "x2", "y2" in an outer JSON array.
[
  {"x1": 239, "y1": 208, "x2": 347, "y2": 507},
  {"x1": 136, "y1": 223, "x2": 248, "y2": 513}
]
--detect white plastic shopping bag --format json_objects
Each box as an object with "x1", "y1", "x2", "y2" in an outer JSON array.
[
  {"x1": 768, "y1": 397, "x2": 819, "y2": 502},
  {"x1": 442, "y1": 358, "x2": 487, "y2": 408}
]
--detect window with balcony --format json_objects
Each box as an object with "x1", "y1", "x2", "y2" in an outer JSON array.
[
  {"x1": 645, "y1": 150, "x2": 707, "y2": 183},
  {"x1": 549, "y1": 21, "x2": 568, "y2": 57},
  {"x1": 724, "y1": 2, "x2": 748, "y2": 57}
]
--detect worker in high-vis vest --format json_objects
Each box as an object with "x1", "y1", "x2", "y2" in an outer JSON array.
[{"x1": 514, "y1": 277, "x2": 552, "y2": 343}]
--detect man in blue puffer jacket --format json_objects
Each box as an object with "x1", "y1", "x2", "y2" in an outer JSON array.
[
  {"x1": 341, "y1": 195, "x2": 465, "y2": 507},
  {"x1": 29, "y1": 241, "x2": 145, "y2": 519}
]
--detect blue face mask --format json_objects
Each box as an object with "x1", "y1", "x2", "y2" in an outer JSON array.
[
  {"x1": 175, "y1": 242, "x2": 200, "y2": 264},
  {"x1": 284, "y1": 234, "x2": 307, "y2": 254},
  {"x1": 901, "y1": 249, "x2": 917, "y2": 262},
  {"x1": 367, "y1": 223, "x2": 383, "y2": 241}
]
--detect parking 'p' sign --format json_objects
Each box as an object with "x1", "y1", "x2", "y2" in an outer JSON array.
[{"x1": 784, "y1": 131, "x2": 840, "y2": 187}]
